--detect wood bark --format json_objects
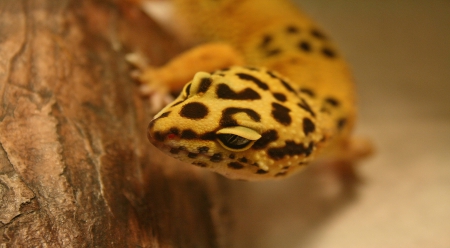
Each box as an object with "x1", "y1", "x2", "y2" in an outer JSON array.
[{"x1": 0, "y1": 0, "x2": 230, "y2": 247}]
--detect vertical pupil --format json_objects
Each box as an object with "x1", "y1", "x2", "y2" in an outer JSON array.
[
  {"x1": 217, "y1": 133, "x2": 252, "y2": 150},
  {"x1": 228, "y1": 135, "x2": 238, "y2": 143},
  {"x1": 225, "y1": 135, "x2": 249, "y2": 146}
]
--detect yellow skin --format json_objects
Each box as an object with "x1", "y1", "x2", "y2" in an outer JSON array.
[{"x1": 136, "y1": 0, "x2": 372, "y2": 180}]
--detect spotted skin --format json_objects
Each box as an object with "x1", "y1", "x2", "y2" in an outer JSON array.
[
  {"x1": 149, "y1": 67, "x2": 330, "y2": 179},
  {"x1": 140, "y1": 0, "x2": 371, "y2": 180}
]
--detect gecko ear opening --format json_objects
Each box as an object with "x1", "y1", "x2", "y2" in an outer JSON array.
[{"x1": 216, "y1": 126, "x2": 261, "y2": 151}]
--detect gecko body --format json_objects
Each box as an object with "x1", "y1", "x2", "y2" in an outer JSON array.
[{"x1": 139, "y1": 0, "x2": 371, "y2": 180}]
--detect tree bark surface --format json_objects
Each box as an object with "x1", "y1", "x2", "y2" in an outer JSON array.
[{"x1": 0, "y1": 0, "x2": 230, "y2": 247}]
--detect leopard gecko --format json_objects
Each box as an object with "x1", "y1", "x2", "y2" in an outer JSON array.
[{"x1": 132, "y1": 0, "x2": 372, "y2": 181}]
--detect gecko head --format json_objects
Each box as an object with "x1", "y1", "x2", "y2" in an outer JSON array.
[{"x1": 147, "y1": 67, "x2": 324, "y2": 180}]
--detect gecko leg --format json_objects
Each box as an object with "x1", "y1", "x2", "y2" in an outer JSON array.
[
  {"x1": 128, "y1": 43, "x2": 244, "y2": 112},
  {"x1": 330, "y1": 137, "x2": 374, "y2": 182},
  {"x1": 130, "y1": 42, "x2": 244, "y2": 94}
]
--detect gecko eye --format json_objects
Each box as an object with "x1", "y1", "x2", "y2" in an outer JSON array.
[
  {"x1": 217, "y1": 134, "x2": 252, "y2": 150},
  {"x1": 216, "y1": 126, "x2": 262, "y2": 151}
]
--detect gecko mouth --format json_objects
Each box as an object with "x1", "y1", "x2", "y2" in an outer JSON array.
[{"x1": 155, "y1": 142, "x2": 221, "y2": 163}]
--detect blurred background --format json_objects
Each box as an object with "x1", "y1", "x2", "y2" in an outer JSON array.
[{"x1": 229, "y1": 0, "x2": 450, "y2": 247}]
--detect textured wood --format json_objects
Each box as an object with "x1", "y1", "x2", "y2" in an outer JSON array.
[{"x1": 0, "y1": 0, "x2": 230, "y2": 247}]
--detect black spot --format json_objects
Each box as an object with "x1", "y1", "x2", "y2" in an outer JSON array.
[
  {"x1": 182, "y1": 130, "x2": 217, "y2": 141},
  {"x1": 159, "y1": 111, "x2": 171, "y2": 119},
  {"x1": 238, "y1": 157, "x2": 248, "y2": 163},
  {"x1": 184, "y1": 83, "x2": 192, "y2": 96},
  {"x1": 280, "y1": 79, "x2": 296, "y2": 94},
  {"x1": 299, "y1": 161, "x2": 308, "y2": 165},
  {"x1": 325, "y1": 97, "x2": 340, "y2": 107},
  {"x1": 299, "y1": 88, "x2": 315, "y2": 97},
  {"x1": 271, "y1": 102, "x2": 292, "y2": 126},
  {"x1": 198, "y1": 78, "x2": 212, "y2": 93},
  {"x1": 220, "y1": 67, "x2": 230, "y2": 71},
  {"x1": 200, "y1": 132, "x2": 216, "y2": 140},
  {"x1": 170, "y1": 146, "x2": 186, "y2": 154},
  {"x1": 256, "y1": 169, "x2": 269, "y2": 174},
  {"x1": 268, "y1": 141, "x2": 314, "y2": 160},
  {"x1": 217, "y1": 84, "x2": 261, "y2": 100},
  {"x1": 228, "y1": 162, "x2": 244, "y2": 169},
  {"x1": 322, "y1": 47, "x2": 337, "y2": 58},
  {"x1": 171, "y1": 101, "x2": 184, "y2": 107},
  {"x1": 337, "y1": 118, "x2": 347, "y2": 130},
  {"x1": 303, "y1": 118, "x2": 315, "y2": 135},
  {"x1": 275, "y1": 171, "x2": 288, "y2": 177},
  {"x1": 192, "y1": 162, "x2": 207, "y2": 167},
  {"x1": 179, "y1": 102, "x2": 209, "y2": 119},
  {"x1": 188, "y1": 153, "x2": 198, "y2": 158},
  {"x1": 229, "y1": 154, "x2": 236, "y2": 159},
  {"x1": 169, "y1": 127, "x2": 180, "y2": 136},
  {"x1": 298, "y1": 41, "x2": 312, "y2": 52},
  {"x1": 297, "y1": 98, "x2": 316, "y2": 117},
  {"x1": 266, "y1": 48, "x2": 282, "y2": 57},
  {"x1": 198, "y1": 146, "x2": 209, "y2": 153},
  {"x1": 236, "y1": 73, "x2": 269, "y2": 90},
  {"x1": 266, "y1": 70, "x2": 279, "y2": 79},
  {"x1": 210, "y1": 153, "x2": 223, "y2": 163},
  {"x1": 153, "y1": 131, "x2": 165, "y2": 142},
  {"x1": 260, "y1": 34, "x2": 272, "y2": 47},
  {"x1": 286, "y1": 25, "x2": 300, "y2": 33},
  {"x1": 149, "y1": 111, "x2": 171, "y2": 129},
  {"x1": 220, "y1": 107, "x2": 261, "y2": 127},
  {"x1": 273, "y1": 93, "x2": 287, "y2": 102},
  {"x1": 267, "y1": 71, "x2": 296, "y2": 94},
  {"x1": 246, "y1": 67, "x2": 259, "y2": 71},
  {"x1": 311, "y1": 29, "x2": 327, "y2": 40},
  {"x1": 170, "y1": 148, "x2": 180, "y2": 154},
  {"x1": 181, "y1": 129, "x2": 198, "y2": 139},
  {"x1": 252, "y1": 130, "x2": 279, "y2": 150}
]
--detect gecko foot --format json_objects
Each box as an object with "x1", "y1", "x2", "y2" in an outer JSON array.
[{"x1": 126, "y1": 52, "x2": 174, "y2": 114}]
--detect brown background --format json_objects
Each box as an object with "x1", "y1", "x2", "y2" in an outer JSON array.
[{"x1": 0, "y1": 0, "x2": 230, "y2": 247}]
